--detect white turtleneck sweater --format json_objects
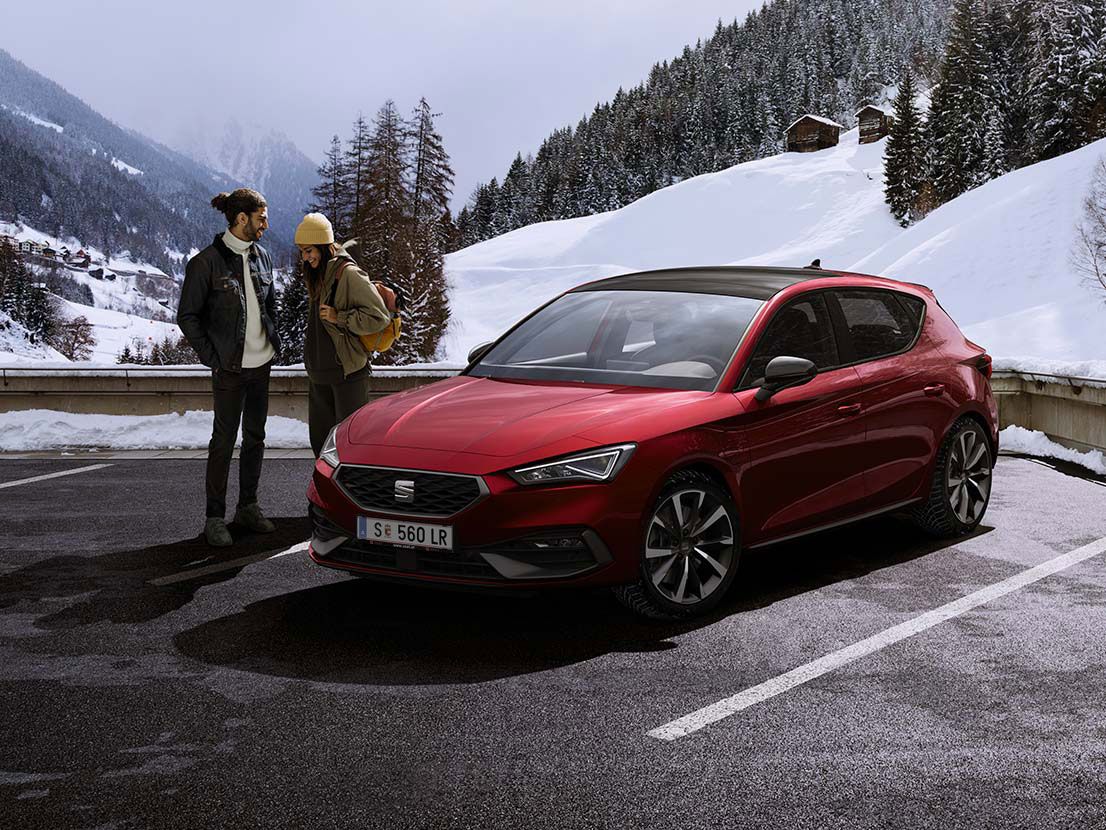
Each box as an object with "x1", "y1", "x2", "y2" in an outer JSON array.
[{"x1": 222, "y1": 229, "x2": 275, "y2": 368}]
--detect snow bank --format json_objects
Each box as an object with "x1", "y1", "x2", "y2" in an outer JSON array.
[
  {"x1": 993, "y1": 356, "x2": 1106, "y2": 386},
  {"x1": 0, "y1": 410, "x2": 309, "y2": 451},
  {"x1": 443, "y1": 131, "x2": 1106, "y2": 366},
  {"x1": 444, "y1": 128, "x2": 896, "y2": 360},
  {"x1": 1000, "y1": 425, "x2": 1106, "y2": 476},
  {"x1": 855, "y1": 138, "x2": 1106, "y2": 363}
]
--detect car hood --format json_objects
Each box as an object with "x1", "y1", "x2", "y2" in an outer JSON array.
[{"x1": 345, "y1": 375, "x2": 708, "y2": 457}]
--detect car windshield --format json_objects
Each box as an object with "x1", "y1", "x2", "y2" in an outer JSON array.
[{"x1": 469, "y1": 289, "x2": 765, "y2": 391}]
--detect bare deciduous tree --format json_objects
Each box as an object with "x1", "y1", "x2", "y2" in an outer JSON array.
[
  {"x1": 1072, "y1": 158, "x2": 1106, "y2": 294},
  {"x1": 48, "y1": 315, "x2": 96, "y2": 361}
]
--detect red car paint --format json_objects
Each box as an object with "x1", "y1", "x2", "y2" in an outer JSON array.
[{"x1": 308, "y1": 268, "x2": 998, "y2": 592}]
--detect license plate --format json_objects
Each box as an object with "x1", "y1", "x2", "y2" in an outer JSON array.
[{"x1": 357, "y1": 517, "x2": 453, "y2": 551}]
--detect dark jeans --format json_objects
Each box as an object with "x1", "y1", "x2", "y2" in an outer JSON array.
[
  {"x1": 206, "y1": 363, "x2": 271, "y2": 518},
  {"x1": 309, "y1": 374, "x2": 371, "y2": 457}
]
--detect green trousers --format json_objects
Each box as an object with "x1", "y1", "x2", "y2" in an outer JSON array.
[{"x1": 308, "y1": 374, "x2": 372, "y2": 458}]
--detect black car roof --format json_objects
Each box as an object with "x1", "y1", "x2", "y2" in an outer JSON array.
[{"x1": 570, "y1": 266, "x2": 837, "y2": 300}]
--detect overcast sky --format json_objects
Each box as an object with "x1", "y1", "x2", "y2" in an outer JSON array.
[{"x1": 3, "y1": 0, "x2": 762, "y2": 209}]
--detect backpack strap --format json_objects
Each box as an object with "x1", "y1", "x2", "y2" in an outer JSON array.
[{"x1": 326, "y1": 259, "x2": 351, "y2": 308}]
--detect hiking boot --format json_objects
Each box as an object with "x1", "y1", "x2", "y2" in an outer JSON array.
[
  {"x1": 205, "y1": 517, "x2": 233, "y2": 548},
  {"x1": 233, "y1": 502, "x2": 276, "y2": 533}
]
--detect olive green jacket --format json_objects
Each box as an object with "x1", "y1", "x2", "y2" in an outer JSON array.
[{"x1": 317, "y1": 252, "x2": 393, "y2": 377}]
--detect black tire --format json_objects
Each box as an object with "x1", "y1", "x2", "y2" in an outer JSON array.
[
  {"x1": 910, "y1": 417, "x2": 994, "y2": 538},
  {"x1": 613, "y1": 470, "x2": 741, "y2": 620}
]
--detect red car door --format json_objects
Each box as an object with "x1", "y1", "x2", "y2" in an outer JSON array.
[
  {"x1": 830, "y1": 289, "x2": 956, "y2": 508},
  {"x1": 729, "y1": 292, "x2": 870, "y2": 544}
]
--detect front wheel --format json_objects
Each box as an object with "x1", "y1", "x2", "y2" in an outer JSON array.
[
  {"x1": 910, "y1": 417, "x2": 993, "y2": 538},
  {"x1": 613, "y1": 472, "x2": 741, "y2": 620}
]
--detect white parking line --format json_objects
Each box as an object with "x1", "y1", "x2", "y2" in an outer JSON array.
[
  {"x1": 149, "y1": 541, "x2": 308, "y2": 586},
  {"x1": 649, "y1": 533, "x2": 1106, "y2": 742},
  {"x1": 0, "y1": 464, "x2": 113, "y2": 490}
]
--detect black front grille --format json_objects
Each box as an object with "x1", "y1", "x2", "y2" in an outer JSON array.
[{"x1": 335, "y1": 467, "x2": 483, "y2": 517}]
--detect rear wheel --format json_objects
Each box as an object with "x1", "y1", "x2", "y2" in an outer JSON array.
[
  {"x1": 910, "y1": 417, "x2": 993, "y2": 537},
  {"x1": 613, "y1": 471, "x2": 740, "y2": 619}
]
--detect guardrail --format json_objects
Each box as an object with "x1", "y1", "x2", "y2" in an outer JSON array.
[
  {"x1": 0, "y1": 365, "x2": 463, "y2": 423},
  {"x1": 1, "y1": 367, "x2": 1102, "y2": 452},
  {"x1": 991, "y1": 371, "x2": 1106, "y2": 453}
]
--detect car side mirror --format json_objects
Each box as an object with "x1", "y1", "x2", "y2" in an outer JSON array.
[
  {"x1": 467, "y1": 341, "x2": 494, "y2": 365},
  {"x1": 754, "y1": 356, "x2": 817, "y2": 401}
]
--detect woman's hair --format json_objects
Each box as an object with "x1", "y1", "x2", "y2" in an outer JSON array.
[
  {"x1": 301, "y1": 243, "x2": 342, "y2": 300},
  {"x1": 211, "y1": 189, "x2": 267, "y2": 226}
]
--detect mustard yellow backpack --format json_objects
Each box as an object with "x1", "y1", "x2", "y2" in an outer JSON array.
[{"x1": 330, "y1": 260, "x2": 402, "y2": 354}]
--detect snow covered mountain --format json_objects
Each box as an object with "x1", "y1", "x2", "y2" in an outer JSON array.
[
  {"x1": 443, "y1": 130, "x2": 1106, "y2": 367},
  {"x1": 170, "y1": 117, "x2": 317, "y2": 244}
]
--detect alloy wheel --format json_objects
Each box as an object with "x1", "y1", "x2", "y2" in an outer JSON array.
[
  {"x1": 947, "y1": 428, "x2": 992, "y2": 525},
  {"x1": 645, "y1": 487, "x2": 736, "y2": 606}
]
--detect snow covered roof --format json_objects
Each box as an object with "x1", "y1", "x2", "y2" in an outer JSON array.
[
  {"x1": 855, "y1": 105, "x2": 888, "y2": 117},
  {"x1": 786, "y1": 114, "x2": 844, "y2": 132}
]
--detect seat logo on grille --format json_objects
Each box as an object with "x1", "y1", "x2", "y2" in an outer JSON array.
[{"x1": 394, "y1": 479, "x2": 416, "y2": 503}]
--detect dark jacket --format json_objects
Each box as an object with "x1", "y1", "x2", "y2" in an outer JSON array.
[{"x1": 177, "y1": 234, "x2": 281, "y2": 371}]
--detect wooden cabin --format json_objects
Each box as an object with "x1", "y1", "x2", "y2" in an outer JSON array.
[
  {"x1": 785, "y1": 115, "x2": 844, "y2": 153},
  {"x1": 855, "y1": 106, "x2": 893, "y2": 143}
]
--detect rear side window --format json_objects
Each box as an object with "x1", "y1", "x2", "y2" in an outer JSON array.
[
  {"x1": 835, "y1": 290, "x2": 919, "y2": 361},
  {"x1": 742, "y1": 293, "x2": 839, "y2": 386}
]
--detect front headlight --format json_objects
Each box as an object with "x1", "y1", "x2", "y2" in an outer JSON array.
[
  {"x1": 509, "y1": 444, "x2": 635, "y2": 486},
  {"x1": 320, "y1": 426, "x2": 340, "y2": 468}
]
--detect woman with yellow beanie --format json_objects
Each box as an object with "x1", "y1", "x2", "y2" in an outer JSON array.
[{"x1": 294, "y1": 212, "x2": 397, "y2": 457}]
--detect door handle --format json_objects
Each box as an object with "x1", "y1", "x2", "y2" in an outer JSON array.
[
  {"x1": 923, "y1": 383, "x2": 945, "y2": 397},
  {"x1": 837, "y1": 403, "x2": 863, "y2": 416}
]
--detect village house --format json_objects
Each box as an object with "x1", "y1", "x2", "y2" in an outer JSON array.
[
  {"x1": 855, "y1": 105, "x2": 893, "y2": 143},
  {"x1": 785, "y1": 114, "x2": 843, "y2": 152}
]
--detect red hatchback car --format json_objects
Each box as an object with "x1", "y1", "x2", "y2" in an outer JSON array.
[{"x1": 308, "y1": 266, "x2": 998, "y2": 618}]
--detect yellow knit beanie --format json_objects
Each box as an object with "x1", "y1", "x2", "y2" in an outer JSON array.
[{"x1": 294, "y1": 212, "x2": 335, "y2": 245}]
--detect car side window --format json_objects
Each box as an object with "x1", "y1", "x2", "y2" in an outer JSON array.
[
  {"x1": 741, "y1": 293, "x2": 839, "y2": 387},
  {"x1": 835, "y1": 290, "x2": 918, "y2": 361}
]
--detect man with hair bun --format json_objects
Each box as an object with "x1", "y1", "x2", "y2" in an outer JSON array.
[{"x1": 178, "y1": 188, "x2": 282, "y2": 547}]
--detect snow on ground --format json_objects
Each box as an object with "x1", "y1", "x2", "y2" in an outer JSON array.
[
  {"x1": 0, "y1": 222, "x2": 170, "y2": 277},
  {"x1": 53, "y1": 301, "x2": 179, "y2": 363},
  {"x1": 443, "y1": 131, "x2": 1106, "y2": 367},
  {"x1": 993, "y1": 357, "x2": 1106, "y2": 387},
  {"x1": 110, "y1": 157, "x2": 143, "y2": 176},
  {"x1": 1000, "y1": 425, "x2": 1106, "y2": 476},
  {"x1": 0, "y1": 410, "x2": 309, "y2": 451},
  {"x1": 444, "y1": 128, "x2": 898, "y2": 359},
  {"x1": 854, "y1": 137, "x2": 1106, "y2": 363},
  {"x1": 0, "y1": 311, "x2": 67, "y2": 362},
  {"x1": 0, "y1": 103, "x2": 63, "y2": 133}
]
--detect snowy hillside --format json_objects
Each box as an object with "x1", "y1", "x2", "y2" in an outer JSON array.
[{"x1": 443, "y1": 130, "x2": 1106, "y2": 365}]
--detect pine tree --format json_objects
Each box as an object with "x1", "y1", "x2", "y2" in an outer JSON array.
[
  {"x1": 345, "y1": 115, "x2": 372, "y2": 242},
  {"x1": 276, "y1": 269, "x2": 309, "y2": 365},
  {"x1": 928, "y1": 0, "x2": 990, "y2": 205},
  {"x1": 357, "y1": 100, "x2": 411, "y2": 287},
  {"x1": 884, "y1": 69, "x2": 926, "y2": 226},
  {"x1": 117, "y1": 343, "x2": 134, "y2": 364},
  {"x1": 309, "y1": 135, "x2": 351, "y2": 238},
  {"x1": 1029, "y1": 0, "x2": 1095, "y2": 161},
  {"x1": 407, "y1": 98, "x2": 454, "y2": 227}
]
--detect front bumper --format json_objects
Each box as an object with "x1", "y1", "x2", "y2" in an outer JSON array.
[{"x1": 307, "y1": 458, "x2": 647, "y2": 589}]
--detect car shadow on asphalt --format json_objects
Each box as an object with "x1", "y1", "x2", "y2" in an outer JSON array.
[
  {"x1": 0, "y1": 517, "x2": 310, "y2": 628},
  {"x1": 172, "y1": 516, "x2": 993, "y2": 686}
]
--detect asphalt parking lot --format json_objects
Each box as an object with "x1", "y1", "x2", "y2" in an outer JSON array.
[{"x1": 1, "y1": 454, "x2": 1106, "y2": 829}]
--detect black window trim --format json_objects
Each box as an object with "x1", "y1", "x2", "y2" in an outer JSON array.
[
  {"x1": 732, "y1": 287, "x2": 928, "y2": 391},
  {"x1": 734, "y1": 288, "x2": 846, "y2": 391},
  {"x1": 825, "y1": 287, "x2": 928, "y2": 370}
]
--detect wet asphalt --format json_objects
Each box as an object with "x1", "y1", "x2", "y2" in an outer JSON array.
[{"x1": 1, "y1": 455, "x2": 1105, "y2": 829}]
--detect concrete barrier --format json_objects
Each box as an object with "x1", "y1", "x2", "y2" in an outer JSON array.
[
  {"x1": 991, "y1": 371, "x2": 1106, "y2": 453},
  {"x1": 2, "y1": 367, "x2": 1103, "y2": 453},
  {"x1": 0, "y1": 366, "x2": 461, "y2": 423}
]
